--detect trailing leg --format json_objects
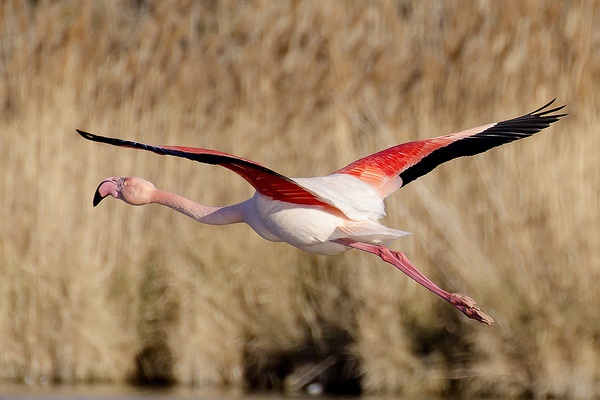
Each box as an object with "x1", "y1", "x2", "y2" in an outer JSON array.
[{"x1": 333, "y1": 238, "x2": 493, "y2": 325}]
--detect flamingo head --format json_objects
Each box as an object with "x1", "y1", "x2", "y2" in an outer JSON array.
[{"x1": 93, "y1": 176, "x2": 156, "y2": 207}]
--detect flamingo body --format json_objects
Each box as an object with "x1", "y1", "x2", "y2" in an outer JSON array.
[{"x1": 79, "y1": 100, "x2": 566, "y2": 325}]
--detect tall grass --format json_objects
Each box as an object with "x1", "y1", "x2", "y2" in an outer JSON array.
[{"x1": 0, "y1": 0, "x2": 598, "y2": 397}]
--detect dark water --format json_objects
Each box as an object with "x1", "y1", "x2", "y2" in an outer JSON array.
[
  {"x1": 0, "y1": 384, "x2": 242, "y2": 400},
  {"x1": 0, "y1": 384, "x2": 370, "y2": 400}
]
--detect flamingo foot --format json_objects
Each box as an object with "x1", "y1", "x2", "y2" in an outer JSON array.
[{"x1": 448, "y1": 293, "x2": 494, "y2": 325}]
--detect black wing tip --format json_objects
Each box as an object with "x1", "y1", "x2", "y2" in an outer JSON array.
[
  {"x1": 76, "y1": 129, "x2": 132, "y2": 148},
  {"x1": 530, "y1": 98, "x2": 568, "y2": 119},
  {"x1": 76, "y1": 128, "x2": 91, "y2": 138},
  {"x1": 76, "y1": 129, "x2": 104, "y2": 142},
  {"x1": 531, "y1": 98, "x2": 558, "y2": 113}
]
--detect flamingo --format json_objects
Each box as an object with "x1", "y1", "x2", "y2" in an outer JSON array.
[{"x1": 77, "y1": 99, "x2": 566, "y2": 325}]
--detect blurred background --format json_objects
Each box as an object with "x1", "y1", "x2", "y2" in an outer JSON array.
[{"x1": 0, "y1": 0, "x2": 598, "y2": 398}]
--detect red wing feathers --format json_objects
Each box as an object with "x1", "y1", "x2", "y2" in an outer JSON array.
[
  {"x1": 334, "y1": 99, "x2": 566, "y2": 193},
  {"x1": 76, "y1": 130, "x2": 338, "y2": 211}
]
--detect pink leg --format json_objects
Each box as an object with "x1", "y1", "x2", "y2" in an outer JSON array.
[{"x1": 334, "y1": 238, "x2": 493, "y2": 325}]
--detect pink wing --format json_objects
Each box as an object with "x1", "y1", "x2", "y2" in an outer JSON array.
[
  {"x1": 334, "y1": 99, "x2": 566, "y2": 195},
  {"x1": 76, "y1": 130, "x2": 340, "y2": 212}
]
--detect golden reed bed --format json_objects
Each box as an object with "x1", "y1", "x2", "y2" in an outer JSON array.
[{"x1": 0, "y1": 0, "x2": 598, "y2": 397}]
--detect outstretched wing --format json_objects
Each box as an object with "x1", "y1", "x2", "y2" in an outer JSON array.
[
  {"x1": 334, "y1": 99, "x2": 566, "y2": 196},
  {"x1": 76, "y1": 130, "x2": 339, "y2": 212}
]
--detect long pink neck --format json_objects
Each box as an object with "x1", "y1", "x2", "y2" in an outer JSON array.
[{"x1": 150, "y1": 189, "x2": 247, "y2": 226}]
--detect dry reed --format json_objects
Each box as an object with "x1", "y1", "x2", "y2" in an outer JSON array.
[{"x1": 0, "y1": 0, "x2": 599, "y2": 397}]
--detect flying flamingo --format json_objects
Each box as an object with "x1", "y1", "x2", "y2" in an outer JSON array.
[{"x1": 78, "y1": 99, "x2": 566, "y2": 325}]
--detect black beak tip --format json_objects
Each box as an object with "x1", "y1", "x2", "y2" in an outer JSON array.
[{"x1": 93, "y1": 190, "x2": 105, "y2": 207}]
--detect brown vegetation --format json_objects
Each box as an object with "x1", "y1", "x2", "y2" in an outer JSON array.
[{"x1": 0, "y1": 0, "x2": 598, "y2": 397}]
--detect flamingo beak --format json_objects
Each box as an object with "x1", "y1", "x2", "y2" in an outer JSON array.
[{"x1": 93, "y1": 177, "x2": 121, "y2": 207}]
